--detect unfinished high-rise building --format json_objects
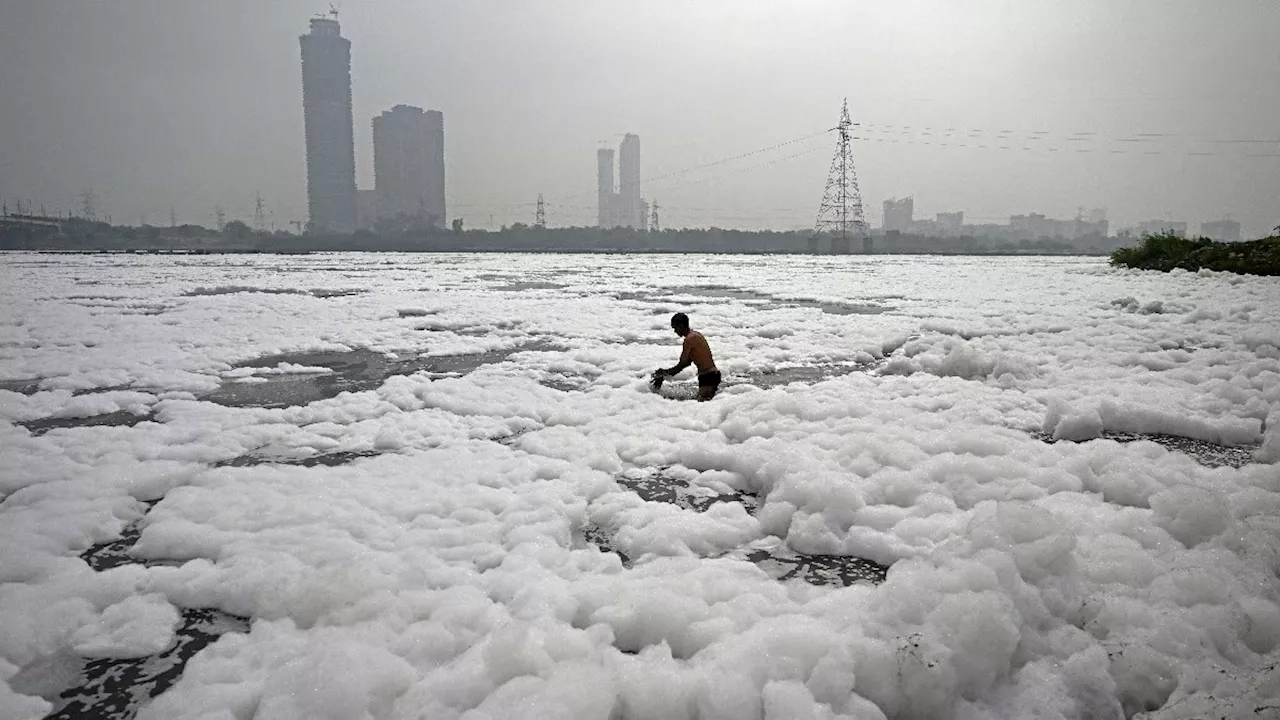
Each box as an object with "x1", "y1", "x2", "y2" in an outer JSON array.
[
  {"x1": 618, "y1": 134, "x2": 642, "y2": 229},
  {"x1": 300, "y1": 17, "x2": 357, "y2": 233},
  {"x1": 373, "y1": 105, "x2": 446, "y2": 227},
  {"x1": 597, "y1": 148, "x2": 615, "y2": 228},
  {"x1": 882, "y1": 197, "x2": 914, "y2": 233}
]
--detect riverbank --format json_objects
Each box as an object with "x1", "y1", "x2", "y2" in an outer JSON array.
[{"x1": 1110, "y1": 233, "x2": 1280, "y2": 275}]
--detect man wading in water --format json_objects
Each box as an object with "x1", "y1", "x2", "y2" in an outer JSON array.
[{"x1": 653, "y1": 313, "x2": 721, "y2": 401}]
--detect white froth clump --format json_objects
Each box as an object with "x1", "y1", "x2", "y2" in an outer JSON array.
[
  {"x1": 1256, "y1": 410, "x2": 1280, "y2": 463},
  {"x1": 71, "y1": 593, "x2": 181, "y2": 659}
]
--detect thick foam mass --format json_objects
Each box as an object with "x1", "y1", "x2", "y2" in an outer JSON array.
[{"x1": 1, "y1": 253, "x2": 1277, "y2": 720}]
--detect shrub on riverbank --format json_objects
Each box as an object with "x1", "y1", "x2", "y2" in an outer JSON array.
[{"x1": 1110, "y1": 233, "x2": 1280, "y2": 275}]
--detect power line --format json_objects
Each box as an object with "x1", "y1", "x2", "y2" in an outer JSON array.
[
  {"x1": 849, "y1": 123, "x2": 1280, "y2": 158},
  {"x1": 536, "y1": 128, "x2": 837, "y2": 206},
  {"x1": 852, "y1": 121, "x2": 1280, "y2": 146},
  {"x1": 638, "y1": 128, "x2": 835, "y2": 189}
]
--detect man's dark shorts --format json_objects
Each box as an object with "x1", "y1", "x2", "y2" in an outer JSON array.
[{"x1": 698, "y1": 370, "x2": 722, "y2": 391}]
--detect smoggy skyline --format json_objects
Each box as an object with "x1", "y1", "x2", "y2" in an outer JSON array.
[{"x1": 1, "y1": 1, "x2": 1277, "y2": 235}]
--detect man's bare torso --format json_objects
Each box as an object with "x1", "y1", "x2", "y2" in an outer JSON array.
[{"x1": 683, "y1": 330, "x2": 716, "y2": 374}]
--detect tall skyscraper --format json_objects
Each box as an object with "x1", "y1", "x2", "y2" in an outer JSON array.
[
  {"x1": 373, "y1": 105, "x2": 446, "y2": 226},
  {"x1": 618, "y1": 134, "x2": 642, "y2": 229},
  {"x1": 300, "y1": 17, "x2": 356, "y2": 233},
  {"x1": 597, "y1": 148, "x2": 615, "y2": 228}
]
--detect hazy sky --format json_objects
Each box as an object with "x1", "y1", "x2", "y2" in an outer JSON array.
[{"x1": 1, "y1": 1, "x2": 1278, "y2": 234}]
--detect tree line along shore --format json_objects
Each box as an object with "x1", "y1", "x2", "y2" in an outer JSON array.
[{"x1": 1110, "y1": 232, "x2": 1280, "y2": 276}]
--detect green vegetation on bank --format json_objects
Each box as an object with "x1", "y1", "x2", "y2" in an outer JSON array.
[{"x1": 1110, "y1": 232, "x2": 1280, "y2": 276}]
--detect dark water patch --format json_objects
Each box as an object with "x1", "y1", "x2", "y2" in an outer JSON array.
[
  {"x1": 214, "y1": 450, "x2": 382, "y2": 468},
  {"x1": 579, "y1": 523, "x2": 632, "y2": 567},
  {"x1": 1031, "y1": 431, "x2": 1258, "y2": 469},
  {"x1": 492, "y1": 427, "x2": 538, "y2": 447},
  {"x1": 20, "y1": 411, "x2": 153, "y2": 437},
  {"x1": 80, "y1": 502, "x2": 160, "y2": 572},
  {"x1": 616, "y1": 470, "x2": 760, "y2": 515},
  {"x1": 37, "y1": 608, "x2": 251, "y2": 720},
  {"x1": 612, "y1": 467, "x2": 888, "y2": 587},
  {"x1": 611, "y1": 290, "x2": 662, "y2": 303},
  {"x1": 539, "y1": 375, "x2": 586, "y2": 392},
  {"x1": 0, "y1": 378, "x2": 42, "y2": 395},
  {"x1": 798, "y1": 301, "x2": 890, "y2": 316},
  {"x1": 117, "y1": 305, "x2": 168, "y2": 316},
  {"x1": 413, "y1": 323, "x2": 518, "y2": 338},
  {"x1": 309, "y1": 288, "x2": 365, "y2": 299},
  {"x1": 397, "y1": 308, "x2": 439, "y2": 318},
  {"x1": 648, "y1": 286, "x2": 896, "y2": 315},
  {"x1": 183, "y1": 286, "x2": 364, "y2": 299},
  {"x1": 70, "y1": 385, "x2": 136, "y2": 397},
  {"x1": 664, "y1": 285, "x2": 775, "y2": 303},
  {"x1": 494, "y1": 281, "x2": 566, "y2": 292},
  {"x1": 742, "y1": 548, "x2": 888, "y2": 587},
  {"x1": 184, "y1": 286, "x2": 306, "y2": 297},
  {"x1": 207, "y1": 341, "x2": 556, "y2": 408}
]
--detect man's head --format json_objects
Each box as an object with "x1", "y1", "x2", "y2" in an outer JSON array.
[{"x1": 671, "y1": 312, "x2": 690, "y2": 337}]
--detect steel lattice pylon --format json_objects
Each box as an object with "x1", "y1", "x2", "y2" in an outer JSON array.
[{"x1": 814, "y1": 98, "x2": 866, "y2": 251}]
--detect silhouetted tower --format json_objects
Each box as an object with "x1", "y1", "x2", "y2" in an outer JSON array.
[
  {"x1": 619, "y1": 134, "x2": 642, "y2": 229},
  {"x1": 214, "y1": 206, "x2": 226, "y2": 231},
  {"x1": 814, "y1": 99, "x2": 866, "y2": 253},
  {"x1": 535, "y1": 194, "x2": 546, "y2": 228},
  {"x1": 79, "y1": 190, "x2": 98, "y2": 221},
  {"x1": 597, "y1": 148, "x2": 615, "y2": 227},
  {"x1": 650, "y1": 201, "x2": 660, "y2": 232},
  {"x1": 254, "y1": 192, "x2": 267, "y2": 231},
  {"x1": 170, "y1": 206, "x2": 177, "y2": 228},
  {"x1": 373, "y1": 105, "x2": 445, "y2": 226}
]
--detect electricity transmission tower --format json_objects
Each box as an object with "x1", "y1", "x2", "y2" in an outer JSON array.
[
  {"x1": 80, "y1": 190, "x2": 99, "y2": 221},
  {"x1": 650, "y1": 201, "x2": 660, "y2": 232},
  {"x1": 813, "y1": 98, "x2": 866, "y2": 253},
  {"x1": 214, "y1": 206, "x2": 226, "y2": 231},
  {"x1": 254, "y1": 192, "x2": 267, "y2": 231},
  {"x1": 535, "y1": 194, "x2": 546, "y2": 228}
]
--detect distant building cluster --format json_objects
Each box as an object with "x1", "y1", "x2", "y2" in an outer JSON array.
[
  {"x1": 300, "y1": 17, "x2": 446, "y2": 233},
  {"x1": 296, "y1": 14, "x2": 1253, "y2": 242},
  {"x1": 597, "y1": 134, "x2": 648, "y2": 230},
  {"x1": 1200, "y1": 219, "x2": 1242, "y2": 242},
  {"x1": 882, "y1": 197, "x2": 1111, "y2": 242},
  {"x1": 877, "y1": 195, "x2": 1243, "y2": 248}
]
